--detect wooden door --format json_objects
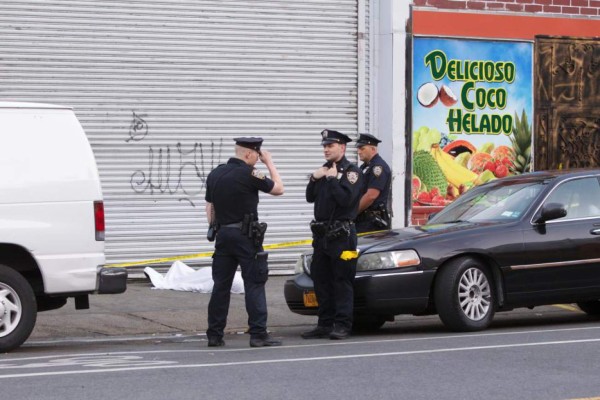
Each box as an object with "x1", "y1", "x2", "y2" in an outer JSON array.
[{"x1": 534, "y1": 36, "x2": 600, "y2": 170}]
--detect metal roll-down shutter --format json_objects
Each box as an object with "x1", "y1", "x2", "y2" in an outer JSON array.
[{"x1": 0, "y1": 0, "x2": 360, "y2": 272}]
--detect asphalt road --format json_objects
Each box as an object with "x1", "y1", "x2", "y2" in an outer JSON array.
[{"x1": 2, "y1": 277, "x2": 600, "y2": 400}]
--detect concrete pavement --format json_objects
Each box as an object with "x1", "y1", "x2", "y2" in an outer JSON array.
[
  {"x1": 29, "y1": 275, "x2": 314, "y2": 342},
  {"x1": 28, "y1": 273, "x2": 590, "y2": 348}
]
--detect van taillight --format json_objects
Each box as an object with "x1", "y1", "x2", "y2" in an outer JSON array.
[{"x1": 94, "y1": 201, "x2": 105, "y2": 241}]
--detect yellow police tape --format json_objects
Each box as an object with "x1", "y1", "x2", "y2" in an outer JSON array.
[{"x1": 105, "y1": 229, "x2": 388, "y2": 268}]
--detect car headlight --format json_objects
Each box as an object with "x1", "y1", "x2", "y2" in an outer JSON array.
[
  {"x1": 356, "y1": 250, "x2": 421, "y2": 271},
  {"x1": 295, "y1": 252, "x2": 313, "y2": 275}
]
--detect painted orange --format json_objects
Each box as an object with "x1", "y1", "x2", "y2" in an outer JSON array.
[{"x1": 413, "y1": 9, "x2": 600, "y2": 40}]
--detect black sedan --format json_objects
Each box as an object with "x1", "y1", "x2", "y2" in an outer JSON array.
[{"x1": 285, "y1": 169, "x2": 600, "y2": 332}]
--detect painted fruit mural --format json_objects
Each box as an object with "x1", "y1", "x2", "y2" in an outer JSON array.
[
  {"x1": 411, "y1": 38, "x2": 533, "y2": 207},
  {"x1": 411, "y1": 113, "x2": 531, "y2": 206}
]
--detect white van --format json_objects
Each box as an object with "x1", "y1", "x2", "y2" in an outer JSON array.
[{"x1": 0, "y1": 102, "x2": 127, "y2": 352}]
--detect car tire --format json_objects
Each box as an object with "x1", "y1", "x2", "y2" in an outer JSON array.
[
  {"x1": 577, "y1": 300, "x2": 600, "y2": 316},
  {"x1": 434, "y1": 257, "x2": 495, "y2": 332},
  {"x1": 352, "y1": 315, "x2": 387, "y2": 332},
  {"x1": 0, "y1": 264, "x2": 37, "y2": 352}
]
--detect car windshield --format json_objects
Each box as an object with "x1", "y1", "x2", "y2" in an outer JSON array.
[{"x1": 428, "y1": 180, "x2": 547, "y2": 224}]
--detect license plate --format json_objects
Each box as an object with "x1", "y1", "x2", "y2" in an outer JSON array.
[{"x1": 303, "y1": 290, "x2": 319, "y2": 308}]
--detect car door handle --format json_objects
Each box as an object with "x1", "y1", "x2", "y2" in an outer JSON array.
[{"x1": 592, "y1": 228, "x2": 600, "y2": 235}]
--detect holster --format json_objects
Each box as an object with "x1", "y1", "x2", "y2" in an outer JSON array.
[
  {"x1": 358, "y1": 205, "x2": 390, "y2": 229},
  {"x1": 325, "y1": 220, "x2": 351, "y2": 241},
  {"x1": 310, "y1": 220, "x2": 328, "y2": 236},
  {"x1": 311, "y1": 220, "x2": 351, "y2": 241},
  {"x1": 206, "y1": 223, "x2": 219, "y2": 242},
  {"x1": 242, "y1": 213, "x2": 267, "y2": 247},
  {"x1": 250, "y1": 221, "x2": 268, "y2": 248}
]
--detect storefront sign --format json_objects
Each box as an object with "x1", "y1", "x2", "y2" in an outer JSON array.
[{"x1": 411, "y1": 38, "x2": 533, "y2": 206}]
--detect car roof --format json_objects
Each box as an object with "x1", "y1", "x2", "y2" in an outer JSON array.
[{"x1": 494, "y1": 169, "x2": 600, "y2": 184}]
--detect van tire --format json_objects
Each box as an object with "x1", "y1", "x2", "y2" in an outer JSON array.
[{"x1": 0, "y1": 264, "x2": 37, "y2": 352}]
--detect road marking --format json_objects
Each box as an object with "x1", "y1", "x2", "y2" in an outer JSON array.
[
  {"x1": 0, "y1": 355, "x2": 176, "y2": 370},
  {"x1": 11, "y1": 324, "x2": 600, "y2": 362},
  {"x1": 2, "y1": 337, "x2": 600, "y2": 379},
  {"x1": 553, "y1": 304, "x2": 582, "y2": 313},
  {"x1": 568, "y1": 398, "x2": 600, "y2": 400}
]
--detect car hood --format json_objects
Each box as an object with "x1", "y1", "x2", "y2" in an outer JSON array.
[{"x1": 357, "y1": 221, "x2": 502, "y2": 254}]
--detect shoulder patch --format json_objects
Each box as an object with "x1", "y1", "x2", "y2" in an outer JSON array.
[
  {"x1": 251, "y1": 168, "x2": 266, "y2": 179},
  {"x1": 346, "y1": 171, "x2": 359, "y2": 184},
  {"x1": 373, "y1": 166, "x2": 383, "y2": 177}
]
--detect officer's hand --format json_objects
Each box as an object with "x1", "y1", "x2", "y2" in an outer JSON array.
[
  {"x1": 324, "y1": 162, "x2": 338, "y2": 178},
  {"x1": 312, "y1": 166, "x2": 329, "y2": 179},
  {"x1": 259, "y1": 150, "x2": 272, "y2": 164}
]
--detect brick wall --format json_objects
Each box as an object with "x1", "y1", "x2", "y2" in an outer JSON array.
[
  {"x1": 413, "y1": 0, "x2": 600, "y2": 16},
  {"x1": 411, "y1": 205, "x2": 446, "y2": 226}
]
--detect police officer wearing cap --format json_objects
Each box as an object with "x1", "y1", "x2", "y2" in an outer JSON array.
[
  {"x1": 355, "y1": 133, "x2": 392, "y2": 233},
  {"x1": 205, "y1": 137, "x2": 284, "y2": 348},
  {"x1": 302, "y1": 129, "x2": 363, "y2": 340}
]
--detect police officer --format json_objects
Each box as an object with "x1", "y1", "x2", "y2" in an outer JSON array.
[
  {"x1": 355, "y1": 133, "x2": 392, "y2": 233},
  {"x1": 205, "y1": 137, "x2": 284, "y2": 348},
  {"x1": 302, "y1": 129, "x2": 363, "y2": 340}
]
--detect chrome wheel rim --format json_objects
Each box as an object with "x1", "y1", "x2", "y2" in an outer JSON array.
[
  {"x1": 0, "y1": 283, "x2": 22, "y2": 337},
  {"x1": 458, "y1": 268, "x2": 491, "y2": 321}
]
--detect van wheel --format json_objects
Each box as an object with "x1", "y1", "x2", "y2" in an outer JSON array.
[
  {"x1": 434, "y1": 257, "x2": 495, "y2": 332},
  {"x1": 0, "y1": 264, "x2": 37, "y2": 352}
]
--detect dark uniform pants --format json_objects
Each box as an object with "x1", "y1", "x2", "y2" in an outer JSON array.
[
  {"x1": 207, "y1": 227, "x2": 269, "y2": 339},
  {"x1": 310, "y1": 226, "x2": 358, "y2": 330}
]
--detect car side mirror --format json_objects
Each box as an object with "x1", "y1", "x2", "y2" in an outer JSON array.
[{"x1": 534, "y1": 202, "x2": 567, "y2": 224}]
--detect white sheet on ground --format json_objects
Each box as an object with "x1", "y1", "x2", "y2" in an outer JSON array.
[{"x1": 144, "y1": 261, "x2": 244, "y2": 293}]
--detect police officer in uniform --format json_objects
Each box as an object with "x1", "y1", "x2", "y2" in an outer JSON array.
[
  {"x1": 302, "y1": 129, "x2": 363, "y2": 340},
  {"x1": 355, "y1": 133, "x2": 392, "y2": 233},
  {"x1": 205, "y1": 137, "x2": 284, "y2": 347}
]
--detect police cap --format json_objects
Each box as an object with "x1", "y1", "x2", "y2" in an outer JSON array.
[
  {"x1": 355, "y1": 133, "x2": 381, "y2": 147},
  {"x1": 321, "y1": 129, "x2": 352, "y2": 146},
  {"x1": 234, "y1": 137, "x2": 263, "y2": 152}
]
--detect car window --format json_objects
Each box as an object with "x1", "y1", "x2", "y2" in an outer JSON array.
[
  {"x1": 544, "y1": 177, "x2": 600, "y2": 220},
  {"x1": 430, "y1": 181, "x2": 545, "y2": 223}
]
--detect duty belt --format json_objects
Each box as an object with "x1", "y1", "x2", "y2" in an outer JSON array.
[
  {"x1": 221, "y1": 222, "x2": 243, "y2": 229},
  {"x1": 310, "y1": 220, "x2": 353, "y2": 240}
]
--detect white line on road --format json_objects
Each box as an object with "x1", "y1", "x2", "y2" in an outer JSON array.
[
  {"x1": 9, "y1": 324, "x2": 600, "y2": 363},
  {"x1": 2, "y1": 337, "x2": 600, "y2": 379}
]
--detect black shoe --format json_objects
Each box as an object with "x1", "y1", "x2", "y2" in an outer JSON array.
[
  {"x1": 301, "y1": 326, "x2": 333, "y2": 339},
  {"x1": 329, "y1": 326, "x2": 351, "y2": 340},
  {"x1": 249, "y1": 333, "x2": 282, "y2": 348},
  {"x1": 207, "y1": 336, "x2": 225, "y2": 347}
]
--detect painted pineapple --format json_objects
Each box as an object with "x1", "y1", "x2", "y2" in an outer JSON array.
[{"x1": 511, "y1": 110, "x2": 532, "y2": 174}]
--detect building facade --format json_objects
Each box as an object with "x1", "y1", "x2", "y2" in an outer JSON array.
[{"x1": 1, "y1": 1, "x2": 598, "y2": 270}]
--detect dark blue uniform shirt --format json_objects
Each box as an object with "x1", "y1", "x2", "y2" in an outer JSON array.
[
  {"x1": 306, "y1": 156, "x2": 363, "y2": 221},
  {"x1": 205, "y1": 158, "x2": 274, "y2": 224},
  {"x1": 360, "y1": 153, "x2": 391, "y2": 210}
]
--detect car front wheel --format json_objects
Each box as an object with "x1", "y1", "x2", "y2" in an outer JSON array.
[
  {"x1": 434, "y1": 257, "x2": 495, "y2": 332},
  {"x1": 0, "y1": 264, "x2": 37, "y2": 352}
]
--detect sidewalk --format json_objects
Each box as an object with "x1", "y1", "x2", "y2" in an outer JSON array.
[{"x1": 30, "y1": 275, "x2": 314, "y2": 341}]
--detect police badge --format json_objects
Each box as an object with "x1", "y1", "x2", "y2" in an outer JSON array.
[
  {"x1": 251, "y1": 168, "x2": 266, "y2": 179},
  {"x1": 373, "y1": 166, "x2": 383, "y2": 177},
  {"x1": 346, "y1": 171, "x2": 359, "y2": 184}
]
